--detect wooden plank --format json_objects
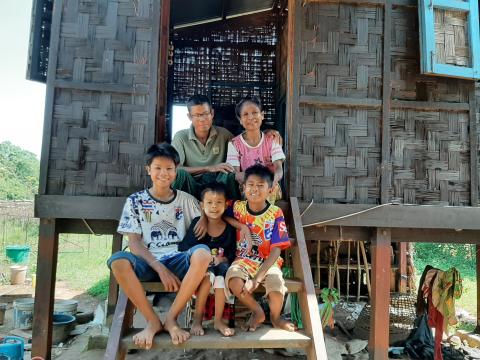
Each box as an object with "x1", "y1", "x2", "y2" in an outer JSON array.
[
  {"x1": 290, "y1": 197, "x2": 328, "y2": 360},
  {"x1": 156, "y1": 0, "x2": 170, "y2": 142},
  {"x1": 299, "y1": 95, "x2": 382, "y2": 109},
  {"x1": 300, "y1": 203, "x2": 480, "y2": 230},
  {"x1": 148, "y1": 0, "x2": 161, "y2": 145},
  {"x1": 391, "y1": 100, "x2": 469, "y2": 112},
  {"x1": 398, "y1": 242, "x2": 407, "y2": 292},
  {"x1": 477, "y1": 245, "x2": 480, "y2": 332},
  {"x1": 121, "y1": 327, "x2": 311, "y2": 350},
  {"x1": 104, "y1": 290, "x2": 128, "y2": 360},
  {"x1": 142, "y1": 278, "x2": 303, "y2": 294},
  {"x1": 56, "y1": 219, "x2": 118, "y2": 234},
  {"x1": 38, "y1": 0, "x2": 63, "y2": 194},
  {"x1": 107, "y1": 233, "x2": 123, "y2": 322},
  {"x1": 391, "y1": 228, "x2": 480, "y2": 244},
  {"x1": 286, "y1": 0, "x2": 302, "y2": 197},
  {"x1": 35, "y1": 195, "x2": 125, "y2": 219},
  {"x1": 469, "y1": 84, "x2": 478, "y2": 206},
  {"x1": 305, "y1": 0, "x2": 417, "y2": 6},
  {"x1": 381, "y1": 0, "x2": 392, "y2": 204},
  {"x1": 369, "y1": 228, "x2": 391, "y2": 360},
  {"x1": 304, "y1": 226, "x2": 371, "y2": 242},
  {"x1": 52, "y1": 80, "x2": 146, "y2": 95},
  {"x1": 31, "y1": 218, "x2": 59, "y2": 360}
]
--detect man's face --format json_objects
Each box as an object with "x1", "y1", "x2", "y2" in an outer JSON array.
[
  {"x1": 201, "y1": 191, "x2": 227, "y2": 220},
  {"x1": 146, "y1": 157, "x2": 176, "y2": 189},
  {"x1": 188, "y1": 103, "x2": 214, "y2": 134}
]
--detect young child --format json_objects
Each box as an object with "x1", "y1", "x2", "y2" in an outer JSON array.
[
  {"x1": 226, "y1": 95, "x2": 285, "y2": 202},
  {"x1": 225, "y1": 164, "x2": 296, "y2": 332},
  {"x1": 178, "y1": 182, "x2": 236, "y2": 337},
  {"x1": 107, "y1": 143, "x2": 213, "y2": 349}
]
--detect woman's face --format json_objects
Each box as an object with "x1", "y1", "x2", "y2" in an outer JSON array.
[{"x1": 238, "y1": 102, "x2": 264, "y2": 132}]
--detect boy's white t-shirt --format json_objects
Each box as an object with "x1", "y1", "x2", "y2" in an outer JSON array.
[{"x1": 117, "y1": 189, "x2": 201, "y2": 261}]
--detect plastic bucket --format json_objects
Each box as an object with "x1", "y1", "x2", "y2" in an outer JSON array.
[
  {"x1": 52, "y1": 313, "x2": 76, "y2": 345},
  {"x1": 9, "y1": 265, "x2": 27, "y2": 285},
  {"x1": 54, "y1": 299, "x2": 78, "y2": 317},
  {"x1": 0, "y1": 336, "x2": 24, "y2": 360},
  {"x1": 13, "y1": 298, "x2": 34, "y2": 330},
  {"x1": 5, "y1": 246, "x2": 30, "y2": 264},
  {"x1": 0, "y1": 303, "x2": 7, "y2": 325}
]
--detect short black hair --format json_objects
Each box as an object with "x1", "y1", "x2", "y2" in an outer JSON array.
[
  {"x1": 200, "y1": 182, "x2": 228, "y2": 201},
  {"x1": 244, "y1": 164, "x2": 274, "y2": 187},
  {"x1": 235, "y1": 95, "x2": 263, "y2": 119},
  {"x1": 145, "y1": 143, "x2": 180, "y2": 166},
  {"x1": 186, "y1": 94, "x2": 212, "y2": 113}
]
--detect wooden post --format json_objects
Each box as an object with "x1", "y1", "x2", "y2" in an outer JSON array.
[
  {"x1": 477, "y1": 245, "x2": 480, "y2": 333},
  {"x1": 369, "y1": 228, "x2": 391, "y2": 360},
  {"x1": 156, "y1": 0, "x2": 170, "y2": 142},
  {"x1": 398, "y1": 242, "x2": 407, "y2": 292},
  {"x1": 32, "y1": 218, "x2": 59, "y2": 360},
  {"x1": 107, "y1": 233, "x2": 123, "y2": 321}
]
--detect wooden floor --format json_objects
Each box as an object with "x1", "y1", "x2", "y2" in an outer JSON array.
[{"x1": 122, "y1": 327, "x2": 311, "y2": 350}]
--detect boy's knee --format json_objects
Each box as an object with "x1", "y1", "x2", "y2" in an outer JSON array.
[
  {"x1": 110, "y1": 258, "x2": 133, "y2": 274},
  {"x1": 190, "y1": 248, "x2": 211, "y2": 265},
  {"x1": 228, "y1": 277, "x2": 244, "y2": 294}
]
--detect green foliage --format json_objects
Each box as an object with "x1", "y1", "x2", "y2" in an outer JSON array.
[
  {"x1": 0, "y1": 142, "x2": 39, "y2": 200},
  {"x1": 413, "y1": 243, "x2": 476, "y2": 279},
  {"x1": 87, "y1": 277, "x2": 109, "y2": 299}
]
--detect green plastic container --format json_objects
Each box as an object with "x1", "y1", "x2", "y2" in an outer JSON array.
[{"x1": 6, "y1": 246, "x2": 31, "y2": 264}]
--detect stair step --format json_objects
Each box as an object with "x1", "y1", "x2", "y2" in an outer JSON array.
[
  {"x1": 121, "y1": 327, "x2": 311, "y2": 350},
  {"x1": 142, "y1": 278, "x2": 303, "y2": 293}
]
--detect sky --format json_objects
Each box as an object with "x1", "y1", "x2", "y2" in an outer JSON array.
[{"x1": 0, "y1": 1, "x2": 46, "y2": 158}]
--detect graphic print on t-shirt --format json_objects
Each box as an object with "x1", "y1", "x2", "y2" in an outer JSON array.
[{"x1": 148, "y1": 219, "x2": 179, "y2": 250}]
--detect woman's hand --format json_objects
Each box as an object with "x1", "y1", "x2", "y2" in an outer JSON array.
[{"x1": 194, "y1": 214, "x2": 208, "y2": 239}]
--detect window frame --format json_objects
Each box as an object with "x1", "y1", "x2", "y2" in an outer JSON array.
[{"x1": 418, "y1": 0, "x2": 480, "y2": 79}]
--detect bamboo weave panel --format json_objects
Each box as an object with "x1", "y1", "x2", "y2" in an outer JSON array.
[
  {"x1": 434, "y1": 9, "x2": 470, "y2": 67},
  {"x1": 46, "y1": 0, "x2": 156, "y2": 196}
]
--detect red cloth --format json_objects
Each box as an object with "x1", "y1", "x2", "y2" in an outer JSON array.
[
  {"x1": 203, "y1": 294, "x2": 235, "y2": 322},
  {"x1": 427, "y1": 290, "x2": 444, "y2": 360}
]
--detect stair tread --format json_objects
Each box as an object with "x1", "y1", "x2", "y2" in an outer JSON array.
[
  {"x1": 142, "y1": 278, "x2": 303, "y2": 293},
  {"x1": 121, "y1": 327, "x2": 311, "y2": 350}
]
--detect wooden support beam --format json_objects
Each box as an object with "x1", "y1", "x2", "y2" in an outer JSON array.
[
  {"x1": 469, "y1": 83, "x2": 478, "y2": 207},
  {"x1": 155, "y1": 0, "x2": 169, "y2": 142},
  {"x1": 398, "y1": 242, "x2": 407, "y2": 292},
  {"x1": 290, "y1": 197, "x2": 328, "y2": 360},
  {"x1": 369, "y1": 228, "x2": 391, "y2": 360},
  {"x1": 381, "y1": 0, "x2": 392, "y2": 204},
  {"x1": 303, "y1": 0, "x2": 417, "y2": 6},
  {"x1": 286, "y1": 0, "x2": 302, "y2": 197},
  {"x1": 391, "y1": 100, "x2": 469, "y2": 112},
  {"x1": 32, "y1": 219, "x2": 59, "y2": 360},
  {"x1": 300, "y1": 203, "x2": 480, "y2": 230},
  {"x1": 107, "y1": 233, "x2": 123, "y2": 322}
]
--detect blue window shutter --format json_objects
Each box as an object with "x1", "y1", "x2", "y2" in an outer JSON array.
[{"x1": 418, "y1": 0, "x2": 480, "y2": 79}]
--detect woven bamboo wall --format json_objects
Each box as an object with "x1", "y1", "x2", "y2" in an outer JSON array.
[
  {"x1": 43, "y1": 0, "x2": 159, "y2": 197},
  {"x1": 296, "y1": 4, "x2": 383, "y2": 204},
  {"x1": 434, "y1": 9, "x2": 470, "y2": 67},
  {"x1": 293, "y1": 3, "x2": 474, "y2": 206}
]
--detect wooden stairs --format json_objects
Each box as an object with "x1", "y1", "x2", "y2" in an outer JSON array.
[{"x1": 104, "y1": 197, "x2": 327, "y2": 359}]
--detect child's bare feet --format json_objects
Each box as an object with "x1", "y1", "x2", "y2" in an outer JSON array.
[
  {"x1": 132, "y1": 318, "x2": 162, "y2": 349},
  {"x1": 214, "y1": 318, "x2": 235, "y2": 337},
  {"x1": 190, "y1": 319, "x2": 205, "y2": 336},
  {"x1": 271, "y1": 316, "x2": 297, "y2": 332},
  {"x1": 243, "y1": 309, "x2": 265, "y2": 332},
  {"x1": 164, "y1": 317, "x2": 190, "y2": 345}
]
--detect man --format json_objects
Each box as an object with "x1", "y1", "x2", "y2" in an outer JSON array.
[{"x1": 172, "y1": 94, "x2": 238, "y2": 198}]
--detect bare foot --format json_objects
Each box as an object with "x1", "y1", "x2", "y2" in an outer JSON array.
[
  {"x1": 242, "y1": 309, "x2": 265, "y2": 332},
  {"x1": 132, "y1": 319, "x2": 162, "y2": 349},
  {"x1": 271, "y1": 316, "x2": 297, "y2": 332},
  {"x1": 190, "y1": 319, "x2": 205, "y2": 336},
  {"x1": 214, "y1": 318, "x2": 235, "y2": 337},
  {"x1": 164, "y1": 317, "x2": 190, "y2": 345}
]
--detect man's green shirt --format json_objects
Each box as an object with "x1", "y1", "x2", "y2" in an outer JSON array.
[{"x1": 172, "y1": 125, "x2": 233, "y2": 169}]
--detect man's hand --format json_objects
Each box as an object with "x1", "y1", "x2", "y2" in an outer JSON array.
[
  {"x1": 242, "y1": 278, "x2": 260, "y2": 295},
  {"x1": 156, "y1": 265, "x2": 181, "y2": 292},
  {"x1": 239, "y1": 224, "x2": 252, "y2": 255},
  {"x1": 264, "y1": 129, "x2": 283, "y2": 146},
  {"x1": 194, "y1": 215, "x2": 208, "y2": 239},
  {"x1": 210, "y1": 163, "x2": 234, "y2": 174}
]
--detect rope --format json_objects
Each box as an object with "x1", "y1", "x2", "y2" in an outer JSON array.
[
  {"x1": 302, "y1": 202, "x2": 394, "y2": 228},
  {"x1": 81, "y1": 219, "x2": 101, "y2": 236}
]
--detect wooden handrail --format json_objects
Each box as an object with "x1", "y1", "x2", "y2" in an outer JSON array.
[{"x1": 290, "y1": 197, "x2": 328, "y2": 360}]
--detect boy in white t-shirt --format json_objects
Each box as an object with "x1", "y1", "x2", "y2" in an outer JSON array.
[{"x1": 108, "y1": 143, "x2": 212, "y2": 349}]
